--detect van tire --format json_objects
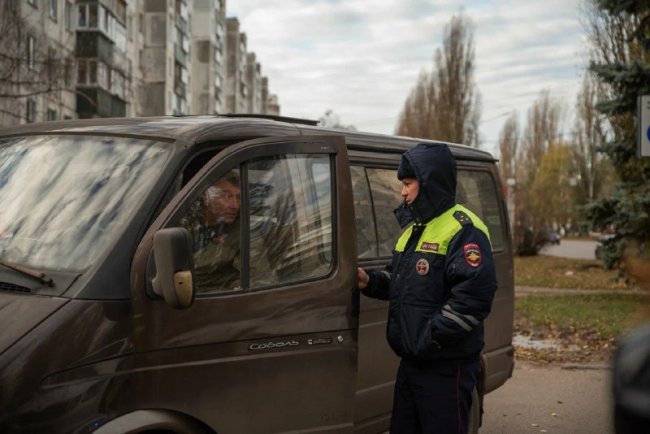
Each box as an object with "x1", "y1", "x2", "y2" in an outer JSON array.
[{"x1": 468, "y1": 386, "x2": 480, "y2": 434}]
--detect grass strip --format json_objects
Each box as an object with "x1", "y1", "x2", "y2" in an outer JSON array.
[
  {"x1": 516, "y1": 293, "x2": 649, "y2": 340},
  {"x1": 515, "y1": 256, "x2": 636, "y2": 290}
]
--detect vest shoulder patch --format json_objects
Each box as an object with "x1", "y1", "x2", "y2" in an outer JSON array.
[{"x1": 453, "y1": 210, "x2": 473, "y2": 226}]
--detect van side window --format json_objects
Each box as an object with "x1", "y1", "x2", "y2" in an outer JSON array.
[
  {"x1": 367, "y1": 168, "x2": 403, "y2": 257},
  {"x1": 351, "y1": 166, "x2": 377, "y2": 258},
  {"x1": 247, "y1": 154, "x2": 333, "y2": 287},
  {"x1": 180, "y1": 169, "x2": 243, "y2": 293},
  {"x1": 178, "y1": 154, "x2": 334, "y2": 295},
  {"x1": 456, "y1": 169, "x2": 505, "y2": 251}
]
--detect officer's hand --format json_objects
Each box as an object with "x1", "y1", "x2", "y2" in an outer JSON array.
[{"x1": 357, "y1": 267, "x2": 369, "y2": 290}]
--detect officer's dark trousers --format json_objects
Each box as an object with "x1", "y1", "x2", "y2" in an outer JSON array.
[{"x1": 389, "y1": 358, "x2": 480, "y2": 434}]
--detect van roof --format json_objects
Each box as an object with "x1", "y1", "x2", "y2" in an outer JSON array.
[{"x1": 0, "y1": 115, "x2": 496, "y2": 162}]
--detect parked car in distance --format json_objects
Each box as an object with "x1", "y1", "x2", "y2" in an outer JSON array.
[{"x1": 547, "y1": 229, "x2": 561, "y2": 245}]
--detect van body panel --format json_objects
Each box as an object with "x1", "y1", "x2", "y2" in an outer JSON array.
[
  {"x1": 0, "y1": 293, "x2": 68, "y2": 354},
  {"x1": 0, "y1": 299, "x2": 133, "y2": 432},
  {"x1": 0, "y1": 116, "x2": 513, "y2": 433},
  {"x1": 354, "y1": 296, "x2": 400, "y2": 427}
]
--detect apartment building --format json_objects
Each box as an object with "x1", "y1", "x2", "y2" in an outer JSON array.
[
  {"x1": 0, "y1": 0, "x2": 77, "y2": 126},
  {"x1": 190, "y1": 0, "x2": 226, "y2": 115},
  {"x1": 138, "y1": 0, "x2": 192, "y2": 116},
  {"x1": 246, "y1": 53, "x2": 262, "y2": 113},
  {"x1": 75, "y1": 0, "x2": 129, "y2": 118},
  {"x1": 0, "y1": 0, "x2": 279, "y2": 127},
  {"x1": 224, "y1": 18, "x2": 246, "y2": 113}
]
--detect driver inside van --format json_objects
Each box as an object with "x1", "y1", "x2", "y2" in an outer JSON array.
[{"x1": 182, "y1": 170, "x2": 242, "y2": 292}]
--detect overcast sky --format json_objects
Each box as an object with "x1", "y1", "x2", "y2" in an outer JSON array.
[{"x1": 227, "y1": 0, "x2": 588, "y2": 156}]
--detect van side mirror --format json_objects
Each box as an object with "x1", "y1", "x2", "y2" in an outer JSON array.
[{"x1": 151, "y1": 227, "x2": 195, "y2": 309}]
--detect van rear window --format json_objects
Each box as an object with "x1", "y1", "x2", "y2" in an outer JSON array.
[{"x1": 456, "y1": 170, "x2": 505, "y2": 252}]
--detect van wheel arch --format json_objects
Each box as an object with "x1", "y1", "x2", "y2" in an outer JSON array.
[{"x1": 93, "y1": 409, "x2": 215, "y2": 434}]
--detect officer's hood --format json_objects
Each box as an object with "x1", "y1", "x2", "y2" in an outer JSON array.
[{"x1": 394, "y1": 143, "x2": 456, "y2": 227}]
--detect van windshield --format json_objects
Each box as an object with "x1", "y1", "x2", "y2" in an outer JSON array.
[{"x1": 0, "y1": 135, "x2": 170, "y2": 273}]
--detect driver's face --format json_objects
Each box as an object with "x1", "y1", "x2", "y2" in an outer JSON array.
[{"x1": 203, "y1": 178, "x2": 241, "y2": 225}]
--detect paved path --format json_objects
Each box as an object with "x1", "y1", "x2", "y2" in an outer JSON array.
[
  {"x1": 540, "y1": 239, "x2": 598, "y2": 260},
  {"x1": 481, "y1": 360, "x2": 613, "y2": 433}
]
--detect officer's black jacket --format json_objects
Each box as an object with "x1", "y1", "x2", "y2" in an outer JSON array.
[{"x1": 362, "y1": 143, "x2": 497, "y2": 361}]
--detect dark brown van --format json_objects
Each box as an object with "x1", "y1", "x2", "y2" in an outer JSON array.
[{"x1": 0, "y1": 115, "x2": 513, "y2": 433}]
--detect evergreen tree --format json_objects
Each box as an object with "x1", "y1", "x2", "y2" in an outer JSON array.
[{"x1": 584, "y1": 0, "x2": 650, "y2": 269}]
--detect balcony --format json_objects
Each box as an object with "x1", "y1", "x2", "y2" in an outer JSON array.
[{"x1": 76, "y1": 88, "x2": 126, "y2": 118}]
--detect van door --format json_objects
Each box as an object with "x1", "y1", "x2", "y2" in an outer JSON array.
[{"x1": 131, "y1": 136, "x2": 358, "y2": 433}]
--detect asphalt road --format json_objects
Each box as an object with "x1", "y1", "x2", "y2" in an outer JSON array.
[
  {"x1": 540, "y1": 239, "x2": 599, "y2": 260},
  {"x1": 481, "y1": 360, "x2": 613, "y2": 433}
]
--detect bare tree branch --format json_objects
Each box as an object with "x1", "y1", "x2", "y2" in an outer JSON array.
[{"x1": 395, "y1": 13, "x2": 481, "y2": 147}]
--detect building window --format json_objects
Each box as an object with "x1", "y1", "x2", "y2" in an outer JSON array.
[
  {"x1": 127, "y1": 16, "x2": 133, "y2": 40},
  {"x1": 110, "y1": 69, "x2": 125, "y2": 99},
  {"x1": 77, "y1": 60, "x2": 87, "y2": 84},
  {"x1": 77, "y1": 59, "x2": 113, "y2": 90},
  {"x1": 47, "y1": 108, "x2": 58, "y2": 121},
  {"x1": 65, "y1": 1, "x2": 73, "y2": 31},
  {"x1": 89, "y1": 60, "x2": 97, "y2": 83},
  {"x1": 27, "y1": 36, "x2": 36, "y2": 70},
  {"x1": 78, "y1": 4, "x2": 86, "y2": 27},
  {"x1": 78, "y1": 3, "x2": 98, "y2": 28},
  {"x1": 49, "y1": 0, "x2": 57, "y2": 20},
  {"x1": 88, "y1": 4, "x2": 98, "y2": 27},
  {"x1": 26, "y1": 99, "x2": 36, "y2": 123}
]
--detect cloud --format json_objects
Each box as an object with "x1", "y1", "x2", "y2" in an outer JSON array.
[{"x1": 228, "y1": 0, "x2": 586, "y2": 155}]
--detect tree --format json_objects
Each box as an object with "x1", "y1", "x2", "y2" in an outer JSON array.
[
  {"x1": 317, "y1": 109, "x2": 357, "y2": 131},
  {"x1": 513, "y1": 90, "x2": 565, "y2": 255},
  {"x1": 572, "y1": 73, "x2": 615, "y2": 232},
  {"x1": 518, "y1": 90, "x2": 563, "y2": 185},
  {"x1": 531, "y1": 142, "x2": 577, "y2": 228},
  {"x1": 582, "y1": 0, "x2": 650, "y2": 269},
  {"x1": 394, "y1": 70, "x2": 435, "y2": 138},
  {"x1": 395, "y1": 13, "x2": 481, "y2": 147},
  {"x1": 498, "y1": 111, "x2": 519, "y2": 183}
]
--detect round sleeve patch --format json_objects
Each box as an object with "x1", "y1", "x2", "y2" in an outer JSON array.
[{"x1": 463, "y1": 243, "x2": 482, "y2": 267}]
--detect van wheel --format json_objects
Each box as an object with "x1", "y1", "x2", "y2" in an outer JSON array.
[{"x1": 467, "y1": 386, "x2": 480, "y2": 434}]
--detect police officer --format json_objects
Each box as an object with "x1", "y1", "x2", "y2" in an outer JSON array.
[{"x1": 357, "y1": 142, "x2": 497, "y2": 434}]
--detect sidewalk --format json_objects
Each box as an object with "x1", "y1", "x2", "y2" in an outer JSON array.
[{"x1": 515, "y1": 286, "x2": 647, "y2": 296}]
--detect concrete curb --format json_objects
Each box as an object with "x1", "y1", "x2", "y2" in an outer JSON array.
[
  {"x1": 560, "y1": 363, "x2": 611, "y2": 371},
  {"x1": 515, "y1": 286, "x2": 648, "y2": 296}
]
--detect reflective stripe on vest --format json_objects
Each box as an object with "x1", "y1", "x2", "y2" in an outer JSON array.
[{"x1": 394, "y1": 204, "x2": 491, "y2": 254}]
